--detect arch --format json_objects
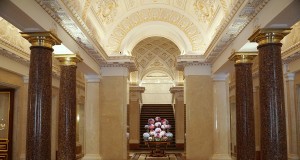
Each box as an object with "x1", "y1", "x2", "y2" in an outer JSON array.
[
  {"x1": 120, "y1": 21, "x2": 191, "y2": 55},
  {"x1": 107, "y1": 8, "x2": 203, "y2": 53}
]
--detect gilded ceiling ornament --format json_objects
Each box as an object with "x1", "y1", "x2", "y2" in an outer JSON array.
[
  {"x1": 96, "y1": 0, "x2": 118, "y2": 24},
  {"x1": 193, "y1": 0, "x2": 217, "y2": 24}
]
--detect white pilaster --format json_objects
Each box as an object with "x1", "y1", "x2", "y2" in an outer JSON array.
[
  {"x1": 211, "y1": 74, "x2": 231, "y2": 160},
  {"x1": 82, "y1": 75, "x2": 101, "y2": 160},
  {"x1": 18, "y1": 76, "x2": 29, "y2": 160},
  {"x1": 284, "y1": 73, "x2": 300, "y2": 160}
]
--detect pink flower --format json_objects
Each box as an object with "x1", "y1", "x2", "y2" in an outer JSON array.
[{"x1": 149, "y1": 124, "x2": 155, "y2": 130}]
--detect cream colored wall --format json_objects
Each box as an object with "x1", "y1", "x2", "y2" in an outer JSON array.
[
  {"x1": 141, "y1": 83, "x2": 173, "y2": 104},
  {"x1": 99, "y1": 76, "x2": 128, "y2": 160},
  {"x1": 185, "y1": 75, "x2": 213, "y2": 159},
  {"x1": 294, "y1": 71, "x2": 300, "y2": 157}
]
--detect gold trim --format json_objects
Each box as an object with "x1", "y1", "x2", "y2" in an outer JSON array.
[
  {"x1": 21, "y1": 32, "x2": 62, "y2": 49},
  {"x1": 229, "y1": 52, "x2": 258, "y2": 64},
  {"x1": 55, "y1": 54, "x2": 83, "y2": 66},
  {"x1": 248, "y1": 28, "x2": 291, "y2": 46}
]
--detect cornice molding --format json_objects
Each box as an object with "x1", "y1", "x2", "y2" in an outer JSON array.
[
  {"x1": 285, "y1": 73, "x2": 295, "y2": 81},
  {"x1": 0, "y1": 40, "x2": 61, "y2": 80},
  {"x1": 35, "y1": 0, "x2": 107, "y2": 65},
  {"x1": 205, "y1": 0, "x2": 270, "y2": 62},
  {"x1": 282, "y1": 51, "x2": 300, "y2": 64},
  {"x1": 181, "y1": 62, "x2": 212, "y2": 76},
  {"x1": 169, "y1": 86, "x2": 184, "y2": 93},
  {"x1": 176, "y1": 60, "x2": 211, "y2": 71},
  {"x1": 84, "y1": 75, "x2": 101, "y2": 83}
]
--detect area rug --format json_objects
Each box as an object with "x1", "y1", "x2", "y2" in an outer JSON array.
[{"x1": 131, "y1": 153, "x2": 184, "y2": 160}]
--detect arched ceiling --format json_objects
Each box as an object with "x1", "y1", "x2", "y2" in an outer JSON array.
[
  {"x1": 53, "y1": 0, "x2": 235, "y2": 55},
  {"x1": 132, "y1": 36, "x2": 180, "y2": 80}
]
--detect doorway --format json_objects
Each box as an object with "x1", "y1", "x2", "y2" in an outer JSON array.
[{"x1": 0, "y1": 89, "x2": 14, "y2": 160}]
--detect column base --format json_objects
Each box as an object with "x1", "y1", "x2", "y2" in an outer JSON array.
[
  {"x1": 82, "y1": 154, "x2": 102, "y2": 160},
  {"x1": 288, "y1": 154, "x2": 300, "y2": 160},
  {"x1": 210, "y1": 154, "x2": 232, "y2": 160}
]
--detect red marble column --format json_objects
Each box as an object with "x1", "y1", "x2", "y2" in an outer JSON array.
[
  {"x1": 21, "y1": 32, "x2": 61, "y2": 160},
  {"x1": 249, "y1": 28, "x2": 291, "y2": 160},
  {"x1": 230, "y1": 52, "x2": 257, "y2": 160},
  {"x1": 55, "y1": 54, "x2": 82, "y2": 159}
]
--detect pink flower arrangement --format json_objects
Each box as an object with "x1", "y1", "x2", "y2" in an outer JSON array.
[{"x1": 143, "y1": 116, "x2": 173, "y2": 141}]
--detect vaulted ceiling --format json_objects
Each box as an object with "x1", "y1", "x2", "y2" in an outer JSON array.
[
  {"x1": 1, "y1": 0, "x2": 293, "y2": 83},
  {"x1": 132, "y1": 36, "x2": 180, "y2": 80},
  {"x1": 63, "y1": 0, "x2": 226, "y2": 54}
]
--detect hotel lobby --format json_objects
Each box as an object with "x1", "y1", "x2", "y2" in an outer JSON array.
[{"x1": 0, "y1": 0, "x2": 300, "y2": 160}]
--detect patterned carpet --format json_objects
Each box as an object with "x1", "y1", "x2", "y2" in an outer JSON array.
[{"x1": 130, "y1": 153, "x2": 184, "y2": 160}]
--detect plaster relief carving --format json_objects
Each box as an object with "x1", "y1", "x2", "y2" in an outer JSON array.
[
  {"x1": 108, "y1": 8, "x2": 203, "y2": 52},
  {"x1": 150, "y1": 60, "x2": 164, "y2": 67},
  {"x1": 173, "y1": 0, "x2": 186, "y2": 9},
  {"x1": 0, "y1": 18, "x2": 30, "y2": 54},
  {"x1": 193, "y1": 0, "x2": 218, "y2": 24},
  {"x1": 125, "y1": 0, "x2": 138, "y2": 10},
  {"x1": 96, "y1": 0, "x2": 118, "y2": 24},
  {"x1": 132, "y1": 37, "x2": 179, "y2": 82}
]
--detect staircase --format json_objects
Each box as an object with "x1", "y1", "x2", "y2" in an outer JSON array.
[{"x1": 139, "y1": 104, "x2": 176, "y2": 150}]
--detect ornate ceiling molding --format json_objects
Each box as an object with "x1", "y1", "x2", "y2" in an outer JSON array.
[
  {"x1": 132, "y1": 37, "x2": 179, "y2": 81},
  {"x1": 193, "y1": 0, "x2": 220, "y2": 25},
  {"x1": 108, "y1": 8, "x2": 203, "y2": 52},
  {"x1": 282, "y1": 51, "x2": 300, "y2": 64},
  {"x1": 0, "y1": 45, "x2": 61, "y2": 79},
  {"x1": 94, "y1": 0, "x2": 118, "y2": 24},
  {"x1": 36, "y1": 0, "x2": 107, "y2": 64},
  {"x1": 176, "y1": 60, "x2": 211, "y2": 71},
  {"x1": 0, "y1": 18, "x2": 31, "y2": 59},
  {"x1": 204, "y1": 0, "x2": 270, "y2": 62},
  {"x1": 0, "y1": 18, "x2": 61, "y2": 78}
]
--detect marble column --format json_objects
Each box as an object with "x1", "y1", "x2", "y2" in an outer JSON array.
[
  {"x1": 249, "y1": 28, "x2": 291, "y2": 160},
  {"x1": 284, "y1": 73, "x2": 300, "y2": 160},
  {"x1": 170, "y1": 86, "x2": 185, "y2": 149},
  {"x1": 129, "y1": 86, "x2": 145, "y2": 149},
  {"x1": 99, "y1": 66, "x2": 129, "y2": 160},
  {"x1": 229, "y1": 52, "x2": 257, "y2": 160},
  {"x1": 211, "y1": 74, "x2": 231, "y2": 160},
  {"x1": 55, "y1": 54, "x2": 82, "y2": 159},
  {"x1": 183, "y1": 63, "x2": 214, "y2": 160},
  {"x1": 82, "y1": 75, "x2": 102, "y2": 160},
  {"x1": 21, "y1": 32, "x2": 61, "y2": 160},
  {"x1": 253, "y1": 87, "x2": 261, "y2": 158}
]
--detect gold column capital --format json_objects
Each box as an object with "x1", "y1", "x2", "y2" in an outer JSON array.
[
  {"x1": 55, "y1": 54, "x2": 83, "y2": 66},
  {"x1": 21, "y1": 32, "x2": 61, "y2": 49},
  {"x1": 248, "y1": 28, "x2": 291, "y2": 46},
  {"x1": 229, "y1": 52, "x2": 258, "y2": 64}
]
